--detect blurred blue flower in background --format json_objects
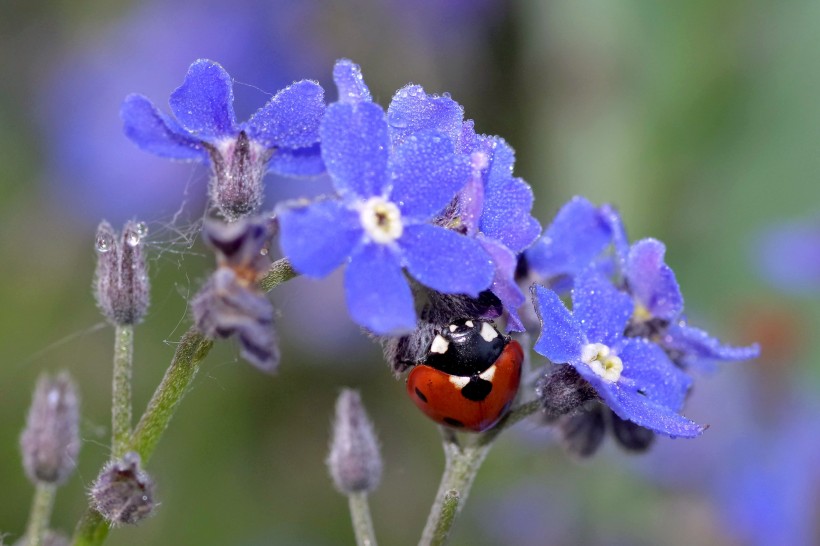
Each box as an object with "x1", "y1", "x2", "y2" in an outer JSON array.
[{"x1": 756, "y1": 217, "x2": 820, "y2": 294}]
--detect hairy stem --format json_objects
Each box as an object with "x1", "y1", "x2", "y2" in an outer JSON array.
[
  {"x1": 418, "y1": 398, "x2": 542, "y2": 546},
  {"x1": 348, "y1": 492, "x2": 378, "y2": 546},
  {"x1": 71, "y1": 258, "x2": 298, "y2": 546},
  {"x1": 24, "y1": 483, "x2": 56, "y2": 546},
  {"x1": 111, "y1": 325, "x2": 134, "y2": 458}
]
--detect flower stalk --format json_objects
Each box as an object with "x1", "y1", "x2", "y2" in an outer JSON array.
[
  {"x1": 348, "y1": 492, "x2": 378, "y2": 546},
  {"x1": 111, "y1": 325, "x2": 134, "y2": 458},
  {"x1": 24, "y1": 483, "x2": 56, "y2": 546}
]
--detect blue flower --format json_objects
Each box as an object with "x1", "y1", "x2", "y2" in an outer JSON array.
[
  {"x1": 525, "y1": 196, "x2": 627, "y2": 284},
  {"x1": 121, "y1": 59, "x2": 326, "y2": 219},
  {"x1": 277, "y1": 60, "x2": 494, "y2": 334},
  {"x1": 624, "y1": 238, "x2": 760, "y2": 368},
  {"x1": 386, "y1": 85, "x2": 542, "y2": 330},
  {"x1": 531, "y1": 272, "x2": 703, "y2": 438}
]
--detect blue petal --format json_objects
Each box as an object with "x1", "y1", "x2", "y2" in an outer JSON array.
[
  {"x1": 387, "y1": 85, "x2": 464, "y2": 146},
  {"x1": 333, "y1": 59, "x2": 371, "y2": 104},
  {"x1": 572, "y1": 270, "x2": 633, "y2": 346},
  {"x1": 596, "y1": 381, "x2": 704, "y2": 438},
  {"x1": 320, "y1": 102, "x2": 389, "y2": 199},
  {"x1": 390, "y1": 131, "x2": 471, "y2": 221},
  {"x1": 618, "y1": 338, "x2": 691, "y2": 411},
  {"x1": 277, "y1": 199, "x2": 361, "y2": 278},
  {"x1": 169, "y1": 59, "x2": 237, "y2": 139},
  {"x1": 525, "y1": 196, "x2": 613, "y2": 279},
  {"x1": 479, "y1": 237, "x2": 526, "y2": 332},
  {"x1": 121, "y1": 94, "x2": 208, "y2": 160},
  {"x1": 267, "y1": 144, "x2": 325, "y2": 177},
  {"x1": 399, "y1": 224, "x2": 493, "y2": 296},
  {"x1": 626, "y1": 239, "x2": 684, "y2": 320},
  {"x1": 245, "y1": 80, "x2": 325, "y2": 150},
  {"x1": 600, "y1": 203, "x2": 630, "y2": 267},
  {"x1": 345, "y1": 244, "x2": 415, "y2": 334},
  {"x1": 663, "y1": 323, "x2": 761, "y2": 364},
  {"x1": 531, "y1": 285, "x2": 584, "y2": 363},
  {"x1": 481, "y1": 174, "x2": 541, "y2": 253}
]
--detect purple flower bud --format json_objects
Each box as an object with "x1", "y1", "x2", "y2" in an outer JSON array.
[
  {"x1": 205, "y1": 131, "x2": 272, "y2": 221},
  {"x1": 94, "y1": 220, "x2": 150, "y2": 325},
  {"x1": 556, "y1": 404, "x2": 606, "y2": 459},
  {"x1": 20, "y1": 372, "x2": 80, "y2": 485},
  {"x1": 327, "y1": 390, "x2": 382, "y2": 494},
  {"x1": 610, "y1": 412, "x2": 655, "y2": 452},
  {"x1": 192, "y1": 268, "x2": 279, "y2": 373},
  {"x1": 193, "y1": 216, "x2": 279, "y2": 372},
  {"x1": 91, "y1": 452, "x2": 155, "y2": 526}
]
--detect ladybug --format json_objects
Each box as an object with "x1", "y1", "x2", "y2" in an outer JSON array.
[{"x1": 406, "y1": 319, "x2": 523, "y2": 432}]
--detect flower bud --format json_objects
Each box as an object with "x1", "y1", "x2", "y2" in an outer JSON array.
[
  {"x1": 20, "y1": 372, "x2": 80, "y2": 485},
  {"x1": 94, "y1": 220, "x2": 150, "y2": 325},
  {"x1": 557, "y1": 403, "x2": 606, "y2": 458},
  {"x1": 91, "y1": 452, "x2": 155, "y2": 525},
  {"x1": 610, "y1": 412, "x2": 656, "y2": 452},
  {"x1": 327, "y1": 390, "x2": 382, "y2": 494}
]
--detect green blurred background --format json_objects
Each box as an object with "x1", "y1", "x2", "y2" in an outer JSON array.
[{"x1": 1, "y1": 1, "x2": 818, "y2": 545}]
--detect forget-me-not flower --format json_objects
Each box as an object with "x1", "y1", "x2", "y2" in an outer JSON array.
[
  {"x1": 386, "y1": 85, "x2": 541, "y2": 330},
  {"x1": 277, "y1": 60, "x2": 494, "y2": 334},
  {"x1": 121, "y1": 59, "x2": 326, "y2": 219},
  {"x1": 532, "y1": 272, "x2": 703, "y2": 438}
]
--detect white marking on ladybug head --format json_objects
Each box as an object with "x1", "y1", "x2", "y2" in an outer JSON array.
[
  {"x1": 448, "y1": 375, "x2": 470, "y2": 388},
  {"x1": 465, "y1": 320, "x2": 474, "y2": 328},
  {"x1": 430, "y1": 335, "x2": 450, "y2": 354},
  {"x1": 479, "y1": 364, "x2": 496, "y2": 382},
  {"x1": 449, "y1": 324, "x2": 458, "y2": 333},
  {"x1": 479, "y1": 322, "x2": 498, "y2": 342}
]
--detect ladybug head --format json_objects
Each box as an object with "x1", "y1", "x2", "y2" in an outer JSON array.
[{"x1": 424, "y1": 319, "x2": 507, "y2": 377}]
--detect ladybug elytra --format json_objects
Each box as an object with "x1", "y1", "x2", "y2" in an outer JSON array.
[{"x1": 406, "y1": 319, "x2": 523, "y2": 432}]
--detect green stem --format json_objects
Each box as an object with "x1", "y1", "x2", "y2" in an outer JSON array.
[
  {"x1": 418, "y1": 398, "x2": 543, "y2": 546},
  {"x1": 24, "y1": 483, "x2": 56, "y2": 546},
  {"x1": 347, "y1": 492, "x2": 378, "y2": 546},
  {"x1": 72, "y1": 258, "x2": 298, "y2": 546},
  {"x1": 111, "y1": 325, "x2": 134, "y2": 458}
]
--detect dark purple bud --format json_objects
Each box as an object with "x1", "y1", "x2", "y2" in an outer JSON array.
[
  {"x1": 20, "y1": 372, "x2": 80, "y2": 485},
  {"x1": 557, "y1": 403, "x2": 606, "y2": 458},
  {"x1": 382, "y1": 321, "x2": 438, "y2": 376},
  {"x1": 91, "y1": 452, "x2": 155, "y2": 526},
  {"x1": 421, "y1": 290, "x2": 502, "y2": 327},
  {"x1": 192, "y1": 268, "x2": 279, "y2": 373},
  {"x1": 94, "y1": 220, "x2": 150, "y2": 325},
  {"x1": 327, "y1": 390, "x2": 382, "y2": 494},
  {"x1": 201, "y1": 216, "x2": 273, "y2": 277},
  {"x1": 536, "y1": 365, "x2": 598, "y2": 421},
  {"x1": 610, "y1": 412, "x2": 656, "y2": 452},
  {"x1": 205, "y1": 131, "x2": 273, "y2": 221}
]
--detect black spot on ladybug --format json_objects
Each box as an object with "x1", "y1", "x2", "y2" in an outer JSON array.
[
  {"x1": 443, "y1": 417, "x2": 465, "y2": 428},
  {"x1": 415, "y1": 388, "x2": 428, "y2": 404},
  {"x1": 460, "y1": 376, "x2": 493, "y2": 402}
]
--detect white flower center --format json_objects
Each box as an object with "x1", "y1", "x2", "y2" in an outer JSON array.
[
  {"x1": 359, "y1": 197, "x2": 403, "y2": 244},
  {"x1": 580, "y1": 342, "x2": 623, "y2": 382}
]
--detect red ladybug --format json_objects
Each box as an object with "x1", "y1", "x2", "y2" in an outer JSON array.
[{"x1": 406, "y1": 319, "x2": 523, "y2": 432}]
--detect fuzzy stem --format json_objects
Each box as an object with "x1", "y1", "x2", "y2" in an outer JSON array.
[
  {"x1": 347, "y1": 492, "x2": 378, "y2": 546},
  {"x1": 418, "y1": 398, "x2": 543, "y2": 546},
  {"x1": 24, "y1": 483, "x2": 56, "y2": 546},
  {"x1": 72, "y1": 258, "x2": 298, "y2": 546},
  {"x1": 111, "y1": 325, "x2": 134, "y2": 458}
]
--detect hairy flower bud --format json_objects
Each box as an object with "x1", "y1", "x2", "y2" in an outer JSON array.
[
  {"x1": 193, "y1": 217, "x2": 279, "y2": 372},
  {"x1": 91, "y1": 452, "x2": 155, "y2": 525},
  {"x1": 20, "y1": 372, "x2": 80, "y2": 485},
  {"x1": 327, "y1": 390, "x2": 382, "y2": 494},
  {"x1": 536, "y1": 365, "x2": 598, "y2": 422},
  {"x1": 94, "y1": 220, "x2": 150, "y2": 325}
]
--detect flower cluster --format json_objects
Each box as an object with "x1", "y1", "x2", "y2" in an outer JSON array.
[
  {"x1": 123, "y1": 59, "x2": 758, "y2": 450},
  {"x1": 527, "y1": 197, "x2": 759, "y2": 452}
]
